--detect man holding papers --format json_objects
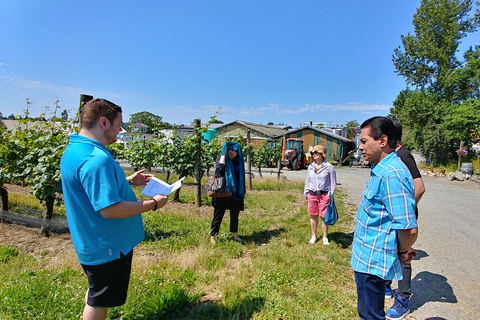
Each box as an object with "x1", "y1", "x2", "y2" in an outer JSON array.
[{"x1": 60, "y1": 98, "x2": 168, "y2": 320}]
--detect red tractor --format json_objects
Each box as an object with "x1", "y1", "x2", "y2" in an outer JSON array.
[{"x1": 281, "y1": 138, "x2": 308, "y2": 170}]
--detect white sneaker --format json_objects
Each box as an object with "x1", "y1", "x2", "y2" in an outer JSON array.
[
  {"x1": 309, "y1": 236, "x2": 317, "y2": 244},
  {"x1": 323, "y1": 238, "x2": 329, "y2": 245}
]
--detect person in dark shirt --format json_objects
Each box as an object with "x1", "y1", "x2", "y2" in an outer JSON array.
[{"x1": 385, "y1": 118, "x2": 426, "y2": 320}]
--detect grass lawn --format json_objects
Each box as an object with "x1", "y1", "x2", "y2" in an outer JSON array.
[{"x1": 0, "y1": 175, "x2": 359, "y2": 320}]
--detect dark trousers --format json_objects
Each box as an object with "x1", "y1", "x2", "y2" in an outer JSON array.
[
  {"x1": 354, "y1": 271, "x2": 386, "y2": 320},
  {"x1": 211, "y1": 206, "x2": 240, "y2": 236},
  {"x1": 386, "y1": 264, "x2": 412, "y2": 299}
]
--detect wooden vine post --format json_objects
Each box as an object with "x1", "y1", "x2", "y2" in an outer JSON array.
[
  {"x1": 246, "y1": 130, "x2": 252, "y2": 190},
  {"x1": 194, "y1": 119, "x2": 202, "y2": 207},
  {"x1": 78, "y1": 94, "x2": 93, "y2": 126}
]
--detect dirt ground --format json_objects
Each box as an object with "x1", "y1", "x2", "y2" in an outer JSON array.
[
  {"x1": 0, "y1": 181, "x2": 212, "y2": 262},
  {"x1": 0, "y1": 220, "x2": 75, "y2": 264}
]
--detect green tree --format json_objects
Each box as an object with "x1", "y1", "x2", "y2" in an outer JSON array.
[
  {"x1": 391, "y1": 0, "x2": 480, "y2": 163},
  {"x1": 345, "y1": 120, "x2": 360, "y2": 139},
  {"x1": 128, "y1": 111, "x2": 165, "y2": 133},
  {"x1": 393, "y1": 0, "x2": 479, "y2": 100},
  {"x1": 444, "y1": 99, "x2": 480, "y2": 143}
]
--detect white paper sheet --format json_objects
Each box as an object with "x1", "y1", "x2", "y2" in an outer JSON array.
[{"x1": 141, "y1": 176, "x2": 185, "y2": 197}]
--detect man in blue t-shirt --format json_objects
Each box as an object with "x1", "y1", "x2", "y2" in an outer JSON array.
[
  {"x1": 351, "y1": 116, "x2": 418, "y2": 320},
  {"x1": 61, "y1": 98, "x2": 168, "y2": 320}
]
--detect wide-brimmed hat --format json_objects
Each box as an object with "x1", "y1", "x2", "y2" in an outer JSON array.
[{"x1": 310, "y1": 145, "x2": 326, "y2": 157}]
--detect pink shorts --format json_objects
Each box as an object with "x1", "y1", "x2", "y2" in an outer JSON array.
[{"x1": 307, "y1": 193, "x2": 329, "y2": 218}]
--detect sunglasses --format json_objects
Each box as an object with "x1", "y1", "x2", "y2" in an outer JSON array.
[{"x1": 310, "y1": 151, "x2": 320, "y2": 156}]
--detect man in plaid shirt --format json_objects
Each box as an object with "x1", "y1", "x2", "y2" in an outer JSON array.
[{"x1": 351, "y1": 116, "x2": 418, "y2": 320}]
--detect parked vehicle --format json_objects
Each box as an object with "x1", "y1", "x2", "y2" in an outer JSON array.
[{"x1": 281, "y1": 138, "x2": 309, "y2": 170}]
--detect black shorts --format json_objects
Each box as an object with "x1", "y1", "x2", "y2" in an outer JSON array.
[{"x1": 82, "y1": 250, "x2": 133, "y2": 308}]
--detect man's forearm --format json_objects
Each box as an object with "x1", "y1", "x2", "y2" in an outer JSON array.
[
  {"x1": 397, "y1": 228, "x2": 418, "y2": 252},
  {"x1": 99, "y1": 200, "x2": 157, "y2": 219},
  {"x1": 413, "y1": 178, "x2": 425, "y2": 204}
]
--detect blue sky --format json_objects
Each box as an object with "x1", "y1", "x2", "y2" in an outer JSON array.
[{"x1": 1, "y1": 1, "x2": 478, "y2": 128}]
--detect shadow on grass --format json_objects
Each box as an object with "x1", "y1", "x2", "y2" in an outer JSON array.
[
  {"x1": 161, "y1": 296, "x2": 266, "y2": 320},
  {"x1": 242, "y1": 227, "x2": 286, "y2": 246},
  {"x1": 330, "y1": 231, "x2": 353, "y2": 249},
  {"x1": 143, "y1": 230, "x2": 177, "y2": 242}
]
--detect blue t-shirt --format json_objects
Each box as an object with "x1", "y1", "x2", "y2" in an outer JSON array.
[
  {"x1": 350, "y1": 151, "x2": 417, "y2": 281},
  {"x1": 60, "y1": 134, "x2": 145, "y2": 265}
]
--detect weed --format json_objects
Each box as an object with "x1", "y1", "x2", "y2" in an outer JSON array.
[{"x1": 0, "y1": 245, "x2": 18, "y2": 263}]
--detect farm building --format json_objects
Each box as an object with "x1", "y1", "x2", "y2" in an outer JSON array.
[
  {"x1": 274, "y1": 126, "x2": 355, "y2": 163},
  {"x1": 215, "y1": 121, "x2": 292, "y2": 149}
]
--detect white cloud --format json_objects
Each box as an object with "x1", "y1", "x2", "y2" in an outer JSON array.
[
  {"x1": 129, "y1": 101, "x2": 391, "y2": 126},
  {"x1": 223, "y1": 102, "x2": 391, "y2": 118},
  {"x1": 2, "y1": 76, "x2": 126, "y2": 100}
]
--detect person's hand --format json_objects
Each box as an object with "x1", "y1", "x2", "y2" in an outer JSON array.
[
  {"x1": 152, "y1": 194, "x2": 168, "y2": 209},
  {"x1": 399, "y1": 247, "x2": 418, "y2": 265},
  {"x1": 408, "y1": 247, "x2": 418, "y2": 260},
  {"x1": 127, "y1": 169, "x2": 154, "y2": 186}
]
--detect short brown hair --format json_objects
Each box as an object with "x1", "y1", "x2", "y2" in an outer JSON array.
[{"x1": 80, "y1": 98, "x2": 122, "y2": 129}]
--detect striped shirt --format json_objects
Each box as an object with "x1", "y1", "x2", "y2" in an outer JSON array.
[{"x1": 350, "y1": 151, "x2": 417, "y2": 280}]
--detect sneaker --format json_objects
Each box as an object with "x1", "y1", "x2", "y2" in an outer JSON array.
[
  {"x1": 309, "y1": 236, "x2": 317, "y2": 244},
  {"x1": 323, "y1": 237, "x2": 329, "y2": 245},
  {"x1": 385, "y1": 285, "x2": 393, "y2": 299},
  {"x1": 386, "y1": 293, "x2": 410, "y2": 320}
]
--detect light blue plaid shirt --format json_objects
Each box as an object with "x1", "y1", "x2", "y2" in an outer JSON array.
[{"x1": 351, "y1": 151, "x2": 417, "y2": 281}]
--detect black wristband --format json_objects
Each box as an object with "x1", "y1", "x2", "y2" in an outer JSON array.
[
  {"x1": 151, "y1": 197, "x2": 158, "y2": 211},
  {"x1": 398, "y1": 250, "x2": 408, "y2": 255}
]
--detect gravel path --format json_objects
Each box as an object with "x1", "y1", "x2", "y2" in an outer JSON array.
[{"x1": 280, "y1": 167, "x2": 480, "y2": 320}]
